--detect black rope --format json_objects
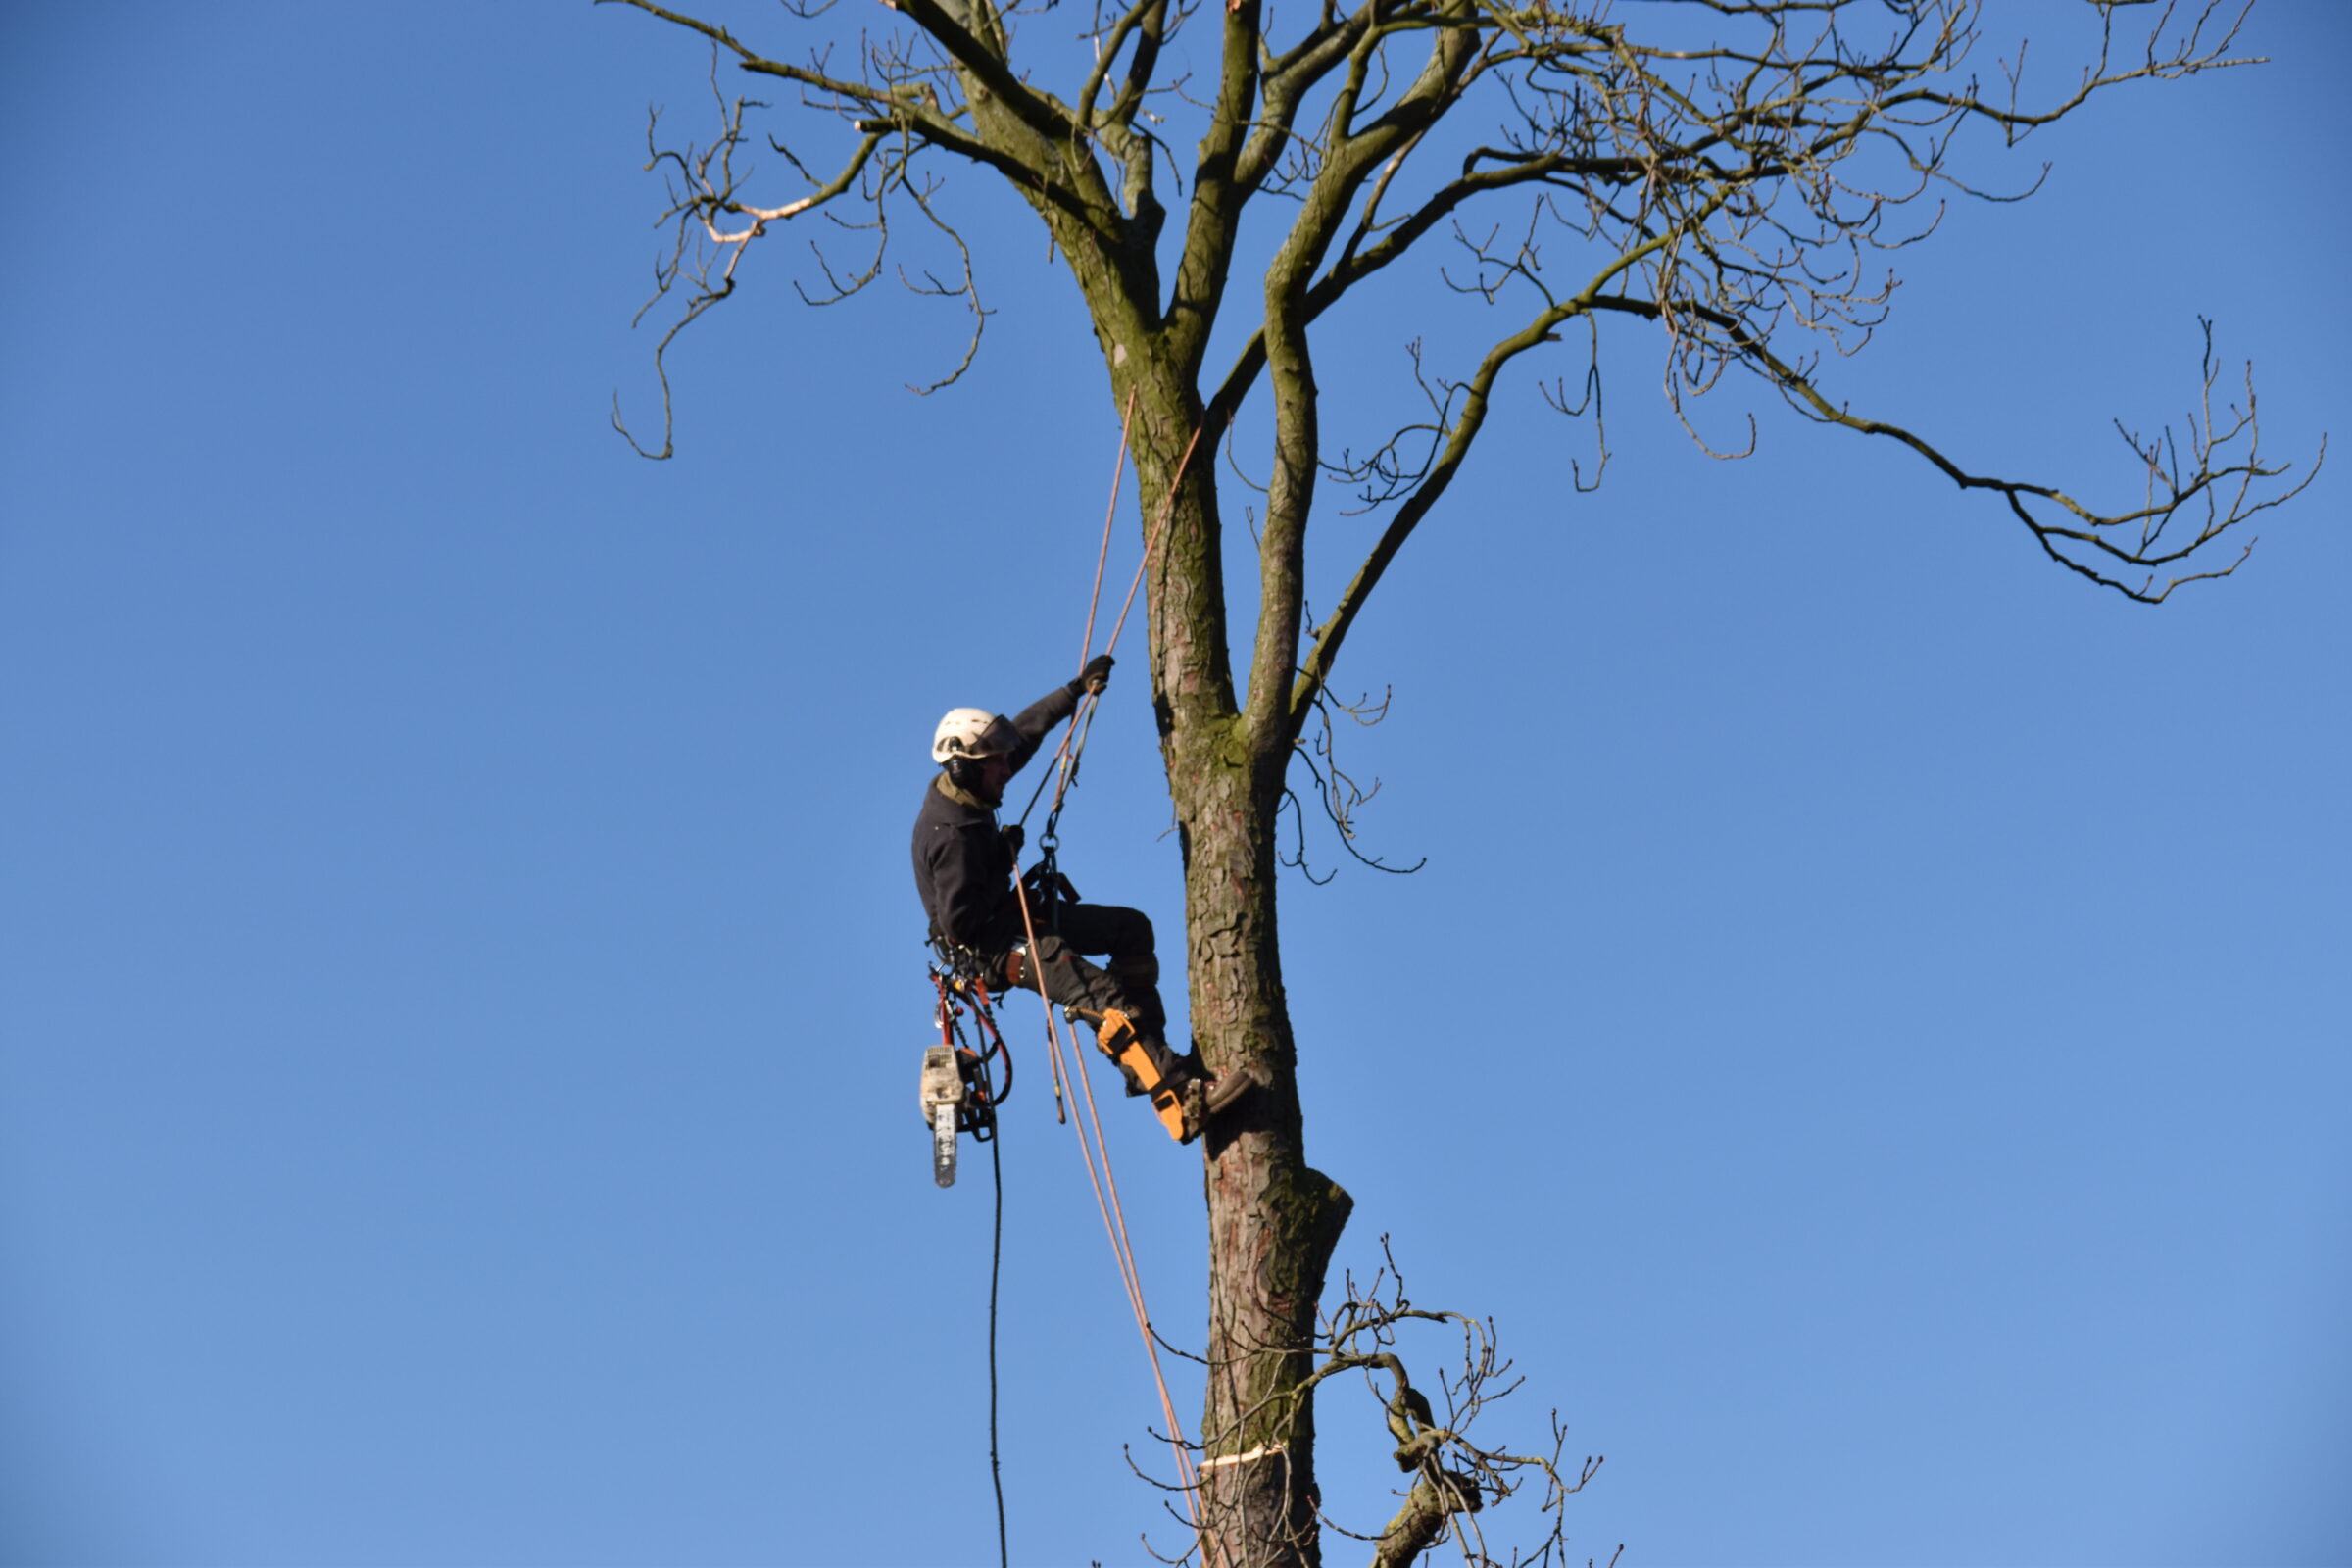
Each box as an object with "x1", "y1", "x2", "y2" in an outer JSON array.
[
  {"x1": 959, "y1": 682, "x2": 1104, "y2": 1568},
  {"x1": 936, "y1": 966, "x2": 1011, "y2": 1568},
  {"x1": 988, "y1": 1120, "x2": 1007, "y2": 1568}
]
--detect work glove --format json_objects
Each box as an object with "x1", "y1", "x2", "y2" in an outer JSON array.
[
  {"x1": 1081, "y1": 653, "x2": 1115, "y2": 694},
  {"x1": 1000, "y1": 823, "x2": 1024, "y2": 857}
]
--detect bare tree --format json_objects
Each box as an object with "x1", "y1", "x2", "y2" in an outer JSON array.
[{"x1": 596, "y1": 1, "x2": 2316, "y2": 1562}]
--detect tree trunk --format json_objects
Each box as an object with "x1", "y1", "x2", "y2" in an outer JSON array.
[
  {"x1": 1157, "y1": 615, "x2": 1352, "y2": 1568},
  {"x1": 1177, "y1": 763, "x2": 1351, "y2": 1567},
  {"x1": 1114, "y1": 347, "x2": 1352, "y2": 1568}
]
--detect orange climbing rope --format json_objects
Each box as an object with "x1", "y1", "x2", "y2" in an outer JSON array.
[
  {"x1": 1031, "y1": 410, "x2": 1213, "y2": 829},
  {"x1": 1078, "y1": 391, "x2": 1136, "y2": 675},
  {"x1": 1005, "y1": 402, "x2": 1216, "y2": 1543},
  {"x1": 1009, "y1": 874, "x2": 1200, "y2": 1527}
]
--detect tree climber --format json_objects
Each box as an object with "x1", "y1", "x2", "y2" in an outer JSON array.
[{"x1": 913, "y1": 655, "x2": 1209, "y2": 1132}]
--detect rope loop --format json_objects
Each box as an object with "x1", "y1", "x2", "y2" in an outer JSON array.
[{"x1": 930, "y1": 961, "x2": 1014, "y2": 1131}]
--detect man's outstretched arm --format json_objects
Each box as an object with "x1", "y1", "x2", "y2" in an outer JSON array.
[{"x1": 1004, "y1": 656, "x2": 1114, "y2": 773}]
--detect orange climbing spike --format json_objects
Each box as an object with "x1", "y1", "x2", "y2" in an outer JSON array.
[{"x1": 1091, "y1": 1008, "x2": 1189, "y2": 1142}]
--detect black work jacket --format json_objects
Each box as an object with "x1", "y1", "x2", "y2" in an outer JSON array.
[{"x1": 911, "y1": 680, "x2": 1082, "y2": 947}]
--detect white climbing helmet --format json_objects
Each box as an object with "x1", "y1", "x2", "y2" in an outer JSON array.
[{"x1": 932, "y1": 707, "x2": 1020, "y2": 764}]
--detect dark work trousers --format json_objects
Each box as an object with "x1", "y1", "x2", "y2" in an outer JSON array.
[{"x1": 987, "y1": 901, "x2": 1180, "y2": 1091}]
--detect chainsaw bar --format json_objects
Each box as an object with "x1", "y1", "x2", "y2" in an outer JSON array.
[{"x1": 919, "y1": 1043, "x2": 964, "y2": 1188}]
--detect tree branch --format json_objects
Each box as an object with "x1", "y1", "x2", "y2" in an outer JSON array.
[{"x1": 1592, "y1": 294, "x2": 2321, "y2": 603}]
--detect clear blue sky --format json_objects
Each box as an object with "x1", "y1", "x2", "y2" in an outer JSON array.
[{"x1": 3, "y1": 4, "x2": 2344, "y2": 1565}]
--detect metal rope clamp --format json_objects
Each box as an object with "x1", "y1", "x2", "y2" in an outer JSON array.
[{"x1": 931, "y1": 938, "x2": 991, "y2": 984}]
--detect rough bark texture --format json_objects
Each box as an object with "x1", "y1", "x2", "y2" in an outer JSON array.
[
  {"x1": 1129, "y1": 392, "x2": 1355, "y2": 1568},
  {"x1": 1369, "y1": 1474, "x2": 1470, "y2": 1568},
  {"x1": 1181, "y1": 768, "x2": 1352, "y2": 1565}
]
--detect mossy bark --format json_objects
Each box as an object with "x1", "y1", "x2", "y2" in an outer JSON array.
[
  {"x1": 1127, "y1": 371, "x2": 1354, "y2": 1568},
  {"x1": 989, "y1": 116, "x2": 1355, "y2": 1567}
]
